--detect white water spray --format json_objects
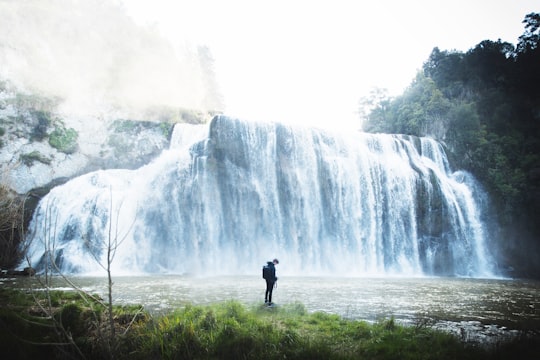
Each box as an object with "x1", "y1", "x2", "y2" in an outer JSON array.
[{"x1": 25, "y1": 116, "x2": 496, "y2": 277}]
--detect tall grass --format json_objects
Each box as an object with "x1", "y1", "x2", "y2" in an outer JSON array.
[
  {"x1": 134, "y1": 301, "x2": 484, "y2": 360},
  {"x1": 1, "y1": 289, "x2": 538, "y2": 359}
]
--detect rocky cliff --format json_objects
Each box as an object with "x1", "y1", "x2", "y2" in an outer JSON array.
[{"x1": 0, "y1": 80, "x2": 213, "y2": 195}]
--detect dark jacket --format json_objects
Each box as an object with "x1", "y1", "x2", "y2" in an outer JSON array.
[{"x1": 266, "y1": 261, "x2": 277, "y2": 282}]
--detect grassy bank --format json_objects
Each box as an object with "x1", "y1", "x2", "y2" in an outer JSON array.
[{"x1": 0, "y1": 288, "x2": 538, "y2": 359}]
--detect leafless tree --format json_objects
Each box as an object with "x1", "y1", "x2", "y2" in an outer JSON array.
[
  {"x1": 0, "y1": 182, "x2": 25, "y2": 270},
  {"x1": 22, "y1": 186, "x2": 139, "y2": 359},
  {"x1": 83, "y1": 186, "x2": 137, "y2": 352}
]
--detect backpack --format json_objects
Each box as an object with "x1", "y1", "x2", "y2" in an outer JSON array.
[{"x1": 262, "y1": 264, "x2": 272, "y2": 280}]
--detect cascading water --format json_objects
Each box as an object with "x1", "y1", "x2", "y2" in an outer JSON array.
[{"x1": 24, "y1": 115, "x2": 496, "y2": 277}]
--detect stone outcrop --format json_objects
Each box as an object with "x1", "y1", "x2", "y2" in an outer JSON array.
[
  {"x1": 2, "y1": 266, "x2": 35, "y2": 276},
  {"x1": 0, "y1": 82, "x2": 212, "y2": 195}
]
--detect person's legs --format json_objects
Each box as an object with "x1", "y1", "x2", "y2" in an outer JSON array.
[
  {"x1": 266, "y1": 281, "x2": 274, "y2": 304},
  {"x1": 265, "y1": 280, "x2": 272, "y2": 303}
]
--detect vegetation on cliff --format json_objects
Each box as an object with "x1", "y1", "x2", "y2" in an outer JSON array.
[{"x1": 0, "y1": 184, "x2": 25, "y2": 269}]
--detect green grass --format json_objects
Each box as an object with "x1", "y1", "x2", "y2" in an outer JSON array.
[
  {"x1": 119, "y1": 301, "x2": 492, "y2": 360},
  {"x1": 0, "y1": 288, "x2": 538, "y2": 359}
]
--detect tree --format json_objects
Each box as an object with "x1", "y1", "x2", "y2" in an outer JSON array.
[
  {"x1": 514, "y1": 13, "x2": 540, "y2": 106},
  {"x1": 359, "y1": 87, "x2": 391, "y2": 132},
  {"x1": 464, "y1": 40, "x2": 514, "y2": 89},
  {"x1": 362, "y1": 74, "x2": 450, "y2": 138},
  {"x1": 22, "y1": 187, "x2": 139, "y2": 358},
  {"x1": 517, "y1": 12, "x2": 540, "y2": 53},
  {"x1": 82, "y1": 187, "x2": 136, "y2": 355},
  {"x1": 423, "y1": 48, "x2": 466, "y2": 98},
  {"x1": 0, "y1": 179, "x2": 25, "y2": 270}
]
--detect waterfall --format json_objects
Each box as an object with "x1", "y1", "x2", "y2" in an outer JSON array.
[{"x1": 24, "y1": 115, "x2": 496, "y2": 277}]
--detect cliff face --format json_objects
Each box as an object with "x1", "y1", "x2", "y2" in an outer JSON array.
[{"x1": 0, "y1": 81, "x2": 211, "y2": 195}]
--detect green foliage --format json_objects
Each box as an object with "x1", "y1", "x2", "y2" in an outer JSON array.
[
  {"x1": 57, "y1": 303, "x2": 85, "y2": 336},
  {"x1": 362, "y1": 12, "x2": 540, "y2": 276},
  {"x1": 364, "y1": 73, "x2": 450, "y2": 137},
  {"x1": 141, "y1": 105, "x2": 216, "y2": 125},
  {"x1": 14, "y1": 92, "x2": 59, "y2": 112},
  {"x1": 112, "y1": 119, "x2": 138, "y2": 133},
  {"x1": 0, "y1": 304, "x2": 57, "y2": 358},
  {"x1": 19, "y1": 151, "x2": 52, "y2": 166},
  {"x1": 159, "y1": 121, "x2": 172, "y2": 138},
  {"x1": 0, "y1": 288, "x2": 146, "y2": 359},
  {"x1": 106, "y1": 119, "x2": 171, "y2": 166},
  {"x1": 111, "y1": 119, "x2": 169, "y2": 135},
  {"x1": 0, "y1": 184, "x2": 24, "y2": 269},
  {"x1": 517, "y1": 12, "x2": 540, "y2": 53},
  {"x1": 179, "y1": 108, "x2": 207, "y2": 124},
  {"x1": 49, "y1": 125, "x2": 78, "y2": 154},
  {"x1": 108, "y1": 118, "x2": 171, "y2": 149}
]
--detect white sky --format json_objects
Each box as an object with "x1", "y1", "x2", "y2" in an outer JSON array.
[{"x1": 123, "y1": 0, "x2": 538, "y2": 129}]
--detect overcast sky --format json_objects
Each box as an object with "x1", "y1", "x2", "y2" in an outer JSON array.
[{"x1": 125, "y1": 1, "x2": 538, "y2": 129}]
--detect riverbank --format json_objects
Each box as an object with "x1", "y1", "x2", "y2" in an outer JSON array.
[
  {"x1": 3, "y1": 274, "x2": 539, "y2": 353},
  {"x1": 1, "y1": 287, "x2": 539, "y2": 359}
]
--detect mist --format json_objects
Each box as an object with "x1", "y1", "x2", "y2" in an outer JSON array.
[{"x1": 0, "y1": 0, "x2": 222, "y2": 117}]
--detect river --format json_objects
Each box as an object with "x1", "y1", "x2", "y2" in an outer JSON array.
[{"x1": 2, "y1": 275, "x2": 539, "y2": 347}]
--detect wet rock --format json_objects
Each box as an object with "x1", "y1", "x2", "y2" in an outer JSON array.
[{"x1": 6, "y1": 266, "x2": 35, "y2": 276}]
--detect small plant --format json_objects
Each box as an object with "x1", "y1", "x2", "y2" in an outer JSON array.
[
  {"x1": 57, "y1": 303, "x2": 84, "y2": 336},
  {"x1": 0, "y1": 184, "x2": 25, "y2": 269},
  {"x1": 49, "y1": 126, "x2": 78, "y2": 154},
  {"x1": 159, "y1": 122, "x2": 172, "y2": 138},
  {"x1": 110, "y1": 118, "x2": 171, "y2": 137},
  {"x1": 20, "y1": 151, "x2": 52, "y2": 166},
  {"x1": 111, "y1": 119, "x2": 138, "y2": 133}
]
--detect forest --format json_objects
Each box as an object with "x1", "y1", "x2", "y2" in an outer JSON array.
[{"x1": 362, "y1": 13, "x2": 540, "y2": 278}]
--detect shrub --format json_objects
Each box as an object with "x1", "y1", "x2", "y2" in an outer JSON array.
[
  {"x1": 49, "y1": 126, "x2": 78, "y2": 154},
  {"x1": 159, "y1": 122, "x2": 172, "y2": 138},
  {"x1": 110, "y1": 118, "x2": 171, "y2": 137},
  {"x1": 58, "y1": 303, "x2": 84, "y2": 336},
  {"x1": 20, "y1": 151, "x2": 52, "y2": 166},
  {"x1": 111, "y1": 119, "x2": 138, "y2": 133},
  {"x1": 0, "y1": 186, "x2": 24, "y2": 269}
]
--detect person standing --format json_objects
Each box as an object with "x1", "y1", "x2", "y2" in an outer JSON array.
[{"x1": 263, "y1": 258, "x2": 279, "y2": 305}]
